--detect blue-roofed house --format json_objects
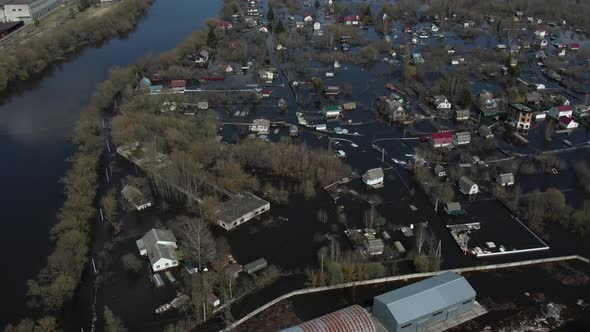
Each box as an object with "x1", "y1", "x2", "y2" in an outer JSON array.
[{"x1": 373, "y1": 272, "x2": 476, "y2": 332}]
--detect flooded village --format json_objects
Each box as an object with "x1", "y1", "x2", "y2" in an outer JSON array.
[{"x1": 3, "y1": 0, "x2": 590, "y2": 331}]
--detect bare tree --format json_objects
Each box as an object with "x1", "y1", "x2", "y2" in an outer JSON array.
[
  {"x1": 415, "y1": 223, "x2": 429, "y2": 254},
  {"x1": 181, "y1": 216, "x2": 217, "y2": 269}
]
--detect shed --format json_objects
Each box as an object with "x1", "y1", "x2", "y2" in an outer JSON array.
[
  {"x1": 364, "y1": 234, "x2": 384, "y2": 255},
  {"x1": 479, "y1": 125, "x2": 493, "y2": 138},
  {"x1": 373, "y1": 272, "x2": 476, "y2": 332},
  {"x1": 496, "y1": 173, "x2": 515, "y2": 186},
  {"x1": 280, "y1": 305, "x2": 375, "y2": 332},
  {"x1": 445, "y1": 202, "x2": 464, "y2": 215},
  {"x1": 434, "y1": 165, "x2": 446, "y2": 177},
  {"x1": 244, "y1": 258, "x2": 268, "y2": 274}
]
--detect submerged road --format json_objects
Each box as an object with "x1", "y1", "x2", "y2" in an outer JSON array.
[{"x1": 0, "y1": 0, "x2": 221, "y2": 327}]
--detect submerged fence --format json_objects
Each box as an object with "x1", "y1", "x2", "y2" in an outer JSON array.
[{"x1": 223, "y1": 254, "x2": 589, "y2": 331}]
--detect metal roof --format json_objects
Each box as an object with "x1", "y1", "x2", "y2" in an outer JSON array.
[
  {"x1": 280, "y1": 305, "x2": 376, "y2": 332},
  {"x1": 363, "y1": 168, "x2": 384, "y2": 181},
  {"x1": 373, "y1": 272, "x2": 476, "y2": 325}
]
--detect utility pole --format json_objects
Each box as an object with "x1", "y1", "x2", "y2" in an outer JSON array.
[
  {"x1": 381, "y1": 147, "x2": 385, "y2": 161},
  {"x1": 203, "y1": 302, "x2": 206, "y2": 322},
  {"x1": 229, "y1": 275, "x2": 232, "y2": 299}
]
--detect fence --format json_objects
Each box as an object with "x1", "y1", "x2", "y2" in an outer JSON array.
[{"x1": 223, "y1": 254, "x2": 589, "y2": 331}]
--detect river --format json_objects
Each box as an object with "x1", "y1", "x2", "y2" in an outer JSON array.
[{"x1": 0, "y1": 0, "x2": 221, "y2": 328}]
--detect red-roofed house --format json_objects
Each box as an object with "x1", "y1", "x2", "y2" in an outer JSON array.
[
  {"x1": 432, "y1": 131, "x2": 453, "y2": 147},
  {"x1": 569, "y1": 43, "x2": 580, "y2": 50},
  {"x1": 559, "y1": 116, "x2": 579, "y2": 129},
  {"x1": 170, "y1": 80, "x2": 186, "y2": 91},
  {"x1": 218, "y1": 20, "x2": 233, "y2": 30},
  {"x1": 548, "y1": 105, "x2": 573, "y2": 119}
]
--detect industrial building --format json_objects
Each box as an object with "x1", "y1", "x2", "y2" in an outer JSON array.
[
  {"x1": 373, "y1": 272, "x2": 477, "y2": 332},
  {"x1": 280, "y1": 305, "x2": 376, "y2": 332},
  {"x1": 0, "y1": 0, "x2": 63, "y2": 24}
]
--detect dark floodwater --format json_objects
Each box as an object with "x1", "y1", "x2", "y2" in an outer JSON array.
[{"x1": 0, "y1": 0, "x2": 220, "y2": 328}]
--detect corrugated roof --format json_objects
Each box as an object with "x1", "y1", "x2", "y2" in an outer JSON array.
[
  {"x1": 280, "y1": 305, "x2": 376, "y2": 332},
  {"x1": 374, "y1": 272, "x2": 476, "y2": 325}
]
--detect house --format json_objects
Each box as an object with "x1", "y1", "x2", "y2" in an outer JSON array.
[
  {"x1": 217, "y1": 193, "x2": 270, "y2": 230},
  {"x1": 170, "y1": 79, "x2": 186, "y2": 91},
  {"x1": 224, "y1": 64, "x2": 234, "y2": 73},
  {"x1": 258, "y1": 89, "x2": 271, "y2": 98},
  {"x1": 121, "y1": 185, "x2": 152, "y2": 211},
  {"x1": 197, "y1": 101, "x2": 209, "y2": 110},
  {"x1": 453, "y1": 131, "x2": 471, "y2": 146},
  {"x1": 508, "y1": 103, "x2": 533, "y2": 130},
  {"x1": 1, "y1": 0, "x2": 62, "y2": 23},
  {"x1": 411, "y1": 53, "x2": 424, "y2": 64},
  {"x1": 373, "y1": 272, "x2": 477, "y2": 332},
  {"x1": 218, "y1": 20, "x2": 232, "y2": 30},
  {"x1": 323, "y1": 105, "x2": 341, "y2": 118},
  {"x1": 455, "y1": 109, "x2": 470, "y2": 121},
  {"x1": 258, "y1": 70, "x2": 274, "y2": 83},
  {"x1": 295, "y1": 21, "x2": 304, "y2": 29},
  {"x1": 559, "y1": 116, "x2": 579, "y2": 129},
  {"x1": 431, "y1": 131, "x2": 453, "y2": 148},
  {"x1": 496, "y1": 173, "x2": 515, "y2": 186},
  {"x1": 363, "y1": 234, "x2": 384, "y2": 256},
  {"x1": 304, "y1": 15, "x2": 313, "y2": 23},
  {"x1": 433, "y1": 95, "x2": 451, "y2": 110},
  {"x1": 342, "y1": 102, "x2": 357, "y2": 110},
  {"x1": 478, "y1": 91, "x2": 502, "y2": 116},
  {"x1": 244, "y1": 258, "x2": 268, "y2": 274},
  {"x1": 534, "y1": 29, "x2": 547, "y2": 38},
  {"x1": 573, "y1": 105, "x2": 590, "y2": 118},
  {"x1": 363, "y1": 168, "x2": 384, "y2": 186},
  {"x1": 548, "y1": 105, "x2": 573, "y2": 119},
  {"x1": 259, "y1": 26, "x2": 268, "y2": 33},
  {"x1": 313, "y1": 22, "x2": 320, "y2": 30},
  {"x1": 434, "y1": 164, "x2": 446, "y2": 177},
  {"x1": 249, "y1": 119, "x2": 270, "y2": 134},
  {"x1": 445, "y1": 202, "x2": 464, "y2": 215},
  {"x1": 526, "y1": 91, "x2": 543, "y2": 104},
  {"x1": 207, "y1": 294, "x2": 221, "y2": 308},
  {"x1": 281, "y1": 305, "x2": 376, "y2": 332},
  {"x1": 136, "y1": 229, "x2": 179, "y2": 272},
  {"x1": 458, "y1": 176, "x2": 478, "y2": 195},
  {"x1": 195, "y1": 50, "x2": 210, "y2": 64},
  {"x1": 479, "y1": 125, "x2": 493, "y2": 138},
  {"x1": 324, "y1": 86, "x2": 340, "y2": 96},
  {"x1": 569, "y1": 43, "x2": 580, "y2": 51}
]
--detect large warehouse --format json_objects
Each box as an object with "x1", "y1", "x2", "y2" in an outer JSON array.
[
  {"x1": 280, "y1": 305, "x2": 376, "y2": 332},
  {"x1": 373, "y1": 272, "x2": 476, "y2": 332}
]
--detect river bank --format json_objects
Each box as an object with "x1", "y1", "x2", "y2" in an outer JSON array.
[
  {"x1": 0, "y1": 0, "x2": 223, "y2": 328},
  {"x1": 0, "y1": 0, "x2": 155, "y2": 92}
]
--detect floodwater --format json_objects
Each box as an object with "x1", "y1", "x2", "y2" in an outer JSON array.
[{"x1": 0, "y1": 0, "x2": 221, "y2": 328}]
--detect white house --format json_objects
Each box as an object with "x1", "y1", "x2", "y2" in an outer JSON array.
[
  {"x1": 249, "y1": 118, "x2": 270, "y2": 134},
  {"x1": 458, "y1": 176, "x2": 478, "y2": 195},
  {"x1": 258, "y1": 70, "x2": 274, "y2": 83},
  {"x1": 304, "y1": 15, "x2": 313, "y2": 23},
  {"x1": 2, "y1": 0, "x2": 63, "y2": 24},
  {"x1": 496, "y1": 173, "x2": 515, "y2": 186},
  {"x1": 433, "y1": 95, "x2": 451, "y2": 110},
  {"x1": 313, "y1": 22, "x2": 320, "y2": 30},
  {"x1": 434, "y1": 164, "x2": 446, "y2": 177},
  {"x1": 362, "y1": 168, "x2": 384, "y2": 186},
  {"x1": 136, "y1": 229, "x2": 179, "y2": 272},
  {"x1": 534, "y1": 29, "x2": 547, "y2": 38}
]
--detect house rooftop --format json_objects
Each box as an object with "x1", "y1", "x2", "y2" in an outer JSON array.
[
  {"x1": 364, "y1": 168, "x2": 384, "y2": 181},
  {"x1": 217, "y1": 193, "x2": 269, "y2": 223}
]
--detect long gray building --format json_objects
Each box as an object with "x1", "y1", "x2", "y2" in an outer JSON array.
[{"x1": 373, "y1": 272, "x2": 476, "y2": 332}]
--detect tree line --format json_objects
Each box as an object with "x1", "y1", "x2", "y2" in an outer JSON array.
[{"x1": 0, "y1": 0, "x2": 154, "y2": 92}]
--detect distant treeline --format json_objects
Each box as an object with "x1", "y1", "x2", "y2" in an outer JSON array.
[{"x1": 0, "y1": 0, "x2": 154, "y2": 92}]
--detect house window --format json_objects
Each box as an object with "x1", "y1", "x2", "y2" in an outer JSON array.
[
  {"x1": 401, "y1": 323, "x2": 412, "y2": 329},
  {"x1": 165, "y1": 263, "x2": 169, "y2": 267},
  {"x1": 156, "y1": 265, "x2": 160, "y2": 269},
  {"x1": 433, "y1": 311, "x2": 443, "y2": 316}
]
